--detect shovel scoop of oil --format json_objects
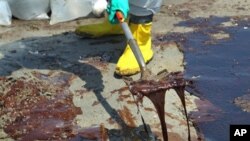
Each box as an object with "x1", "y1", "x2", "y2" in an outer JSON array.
[{"x1": 124, "y1": 70, "x2": 191, "y2": 141}]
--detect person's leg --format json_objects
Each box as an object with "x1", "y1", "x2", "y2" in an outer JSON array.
[
  {"x1": 115, "y1": 0, "x2": 163, "y2": 76},
  {"x1": 115, "y1": 14, "x2": 153, "y2": 76}
]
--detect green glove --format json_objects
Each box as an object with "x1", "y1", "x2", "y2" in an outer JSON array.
[{"x1": 106, "y1": 0, "x2": 129, "y2": 24}]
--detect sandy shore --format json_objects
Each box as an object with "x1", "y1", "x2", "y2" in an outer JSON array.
[{"x1": 1, "y1": 0, "x2": 250, "y2": 140}]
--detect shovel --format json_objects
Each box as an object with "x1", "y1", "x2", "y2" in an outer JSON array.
[
  {"x1": 115, "y1": 12, "x2": 191, "y2": 141},
  {"x1": 116, "y1": 11, "x2": 158, "y2": 140},
  {"x1": 115, "y1": 11, "x2": 152, "y2": 79}
]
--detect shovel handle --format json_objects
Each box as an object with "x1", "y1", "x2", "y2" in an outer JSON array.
[{"x1": 116, "y1": 11, "x2": 125, "y2": 23}]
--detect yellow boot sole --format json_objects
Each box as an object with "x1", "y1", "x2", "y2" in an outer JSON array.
[{"x1": 75, "y1": 20, "x2": 123, "y2": 38}]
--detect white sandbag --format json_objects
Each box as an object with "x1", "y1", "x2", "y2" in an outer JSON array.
[
  {"x1": 0, "y1": 0, "x2": 11, "y2": 26},
  {"x1": 50, "y1": 0, "x2": 93, "y2": 25},
  {"x1": 7, "y1": 0, "x2": 50, "y2": 20}
]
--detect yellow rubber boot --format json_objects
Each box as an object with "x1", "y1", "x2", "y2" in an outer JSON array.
[
  {"x1": 115, "y1": 22, "x2": 153, "y2": 76},
  {"x1": 75, "y1": 19, "x2": 123, "y2": 38}
]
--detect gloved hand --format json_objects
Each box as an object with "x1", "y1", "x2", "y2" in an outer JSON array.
[{"x1": 106, "y1": 0, "x2": 129, "y2": 24}]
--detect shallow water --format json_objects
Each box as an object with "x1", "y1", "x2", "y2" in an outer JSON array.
[
  {"x1": 180, "y1": 17, "x2": 250, "y2": 141},
  {"x1": 155, "y1": 16, "x2": 250, "y2": 141}
]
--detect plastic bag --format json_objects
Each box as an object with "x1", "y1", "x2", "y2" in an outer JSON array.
[
  {"x1": 92, "y1": 0, "x2": 107, "y2": 17},
  {"x1": 7, "y1": 0, "x2": 50, "y2": 20},
  {"x1": 0, "y1": 0, "x2": 11, "y2": 26},
  {"x1": 50, "y1": 0, "x2": 93, "y2": 25}
]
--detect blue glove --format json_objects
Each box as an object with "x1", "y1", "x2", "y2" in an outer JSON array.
[{"x1": 106, "y1": 0, "x2": 129, "y2": 24}]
